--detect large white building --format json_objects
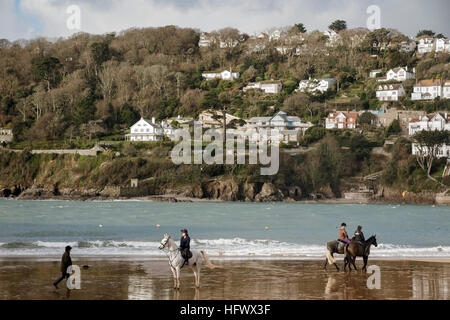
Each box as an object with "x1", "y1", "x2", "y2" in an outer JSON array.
[
  {"x1": 435, "y1": 38, "x2": 450, "y2": 53},
  {"x1": 126, "y1": 118, "x2": 164, "y2": 141},
  {"x1": 409, "y1": 113, "x2": 450, "y2": 136},
  {"x1": 376, "y1": 84, "x2": 405, "y2": 101},
  {"x1": 297, "y1": 78, "x2": 335, "y2": 93},
  {"x1": 243, "y1": 81, "x2": 283, "y2": 94},
  {"x1": 246, "y1": 111, "x2": 312, "y2": 143},
  {"x1": 202, "y1": 70, "x2": 240, "y2": 81},
  {"x1": 409, "y1": 112, "x2": 450, "y2": 158},
  {"x1": 417, "y1": 37, "x2": 435, "y2": 55},
  {"x1": 380, "y1": 67, "x2": 415, "y2": 82},
  {"x1": 411, "y1": 79, "x2": 443, "y2": 101}
]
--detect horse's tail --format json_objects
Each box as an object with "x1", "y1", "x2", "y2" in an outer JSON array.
[
  {"x1": 325, "y1": 247, "x2": 336, "y2": 265},
  {"x1": 200, "y1": 250, "x2": 215, "y2": 269}
]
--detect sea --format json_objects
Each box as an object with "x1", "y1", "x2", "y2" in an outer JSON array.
[{"x1": 0, "y1": 199, "x2": 449, "y2": 259}]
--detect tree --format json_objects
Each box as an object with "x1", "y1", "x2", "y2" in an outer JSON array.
[
  {"x1": 292, "y1": 23, "x2": 307, "y2": 34},
  {"x1": 386, "y1": 119, "x2": 401, "y2": 136},
  {"x1": 412, "y1": 130, "x2": 449, "y2": 186},
  {"x1": 416, "y1": 30, "x2": 435, "y2": 38},
  {"x1": 99, "y1": 61, "x2": 117, "y2": 103},
  {"x1": 32, "y1": 56, "x2": 62, "y2": 91},
  {"x1": 358, "y1": 112, "x2": 377, "y2": 125},
  {"x1": 329, "y1": 20, "x2": 347, "y2": 33}
]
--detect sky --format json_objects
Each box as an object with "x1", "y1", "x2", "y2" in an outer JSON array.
[{"x1": 1, "y1": 0, "x2": 449, "y2": 41}]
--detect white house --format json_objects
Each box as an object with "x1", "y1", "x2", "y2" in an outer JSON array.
[
  {"x1": 435, "y1": 38, "x2": 450, "y2": 53},
  {"x1": 381, "y1": 67, "x2": 415, "y2": 82},
  {"x1": 298, "y1": 78, "x2": 335, "y2": 93},
  {"x1": 443, "y1": 81, "x2": 450, "y2": 99},
  {"x1": 198, "y1": 110, "x2": 242, "y2": 129},
  {"x1": 399, "y1": 39, "x2": 417, "y2": 53},
  {"x1": 417, "y1": 37, "x2": 435, "y2": 55},
  {"x1": 243, "y1": 81, "x2": 283, "y2": 94},
  {"x1": 369, "y1": 70, "x2": 382, "y2": 78},
  {"x1": 412, "y1": 143, "x2": 450, "y2": 158},
  {"x1": 202, "y1": 70, "x2": 240, "y2": 81},
  {"x1": 126, "y1": 117, "x2": 164, "y2": 141},
  {"x1": 409, "y1": 113, "x2": 450, "y2": 136},
  {"x1": 198, "y1": 33, "x2": 214, "y2": 47},
  {"x1": 0, "y1": 128, "x2": 13, "y2": 143},
  {"x1": 246, "y1": 111, "x2": 312, "y2": 142},
  {"x1": 411, "y1": 79, "x2": 443, "y2": 101},
  {"x1": 376, "y1": 84, "x2": 405, "y2": 101},
  {"x1": 325, "y1": 111, "x2": 359, "y2": 129}
]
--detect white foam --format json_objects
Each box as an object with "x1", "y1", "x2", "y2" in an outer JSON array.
[{"x1": 0, "y1": 238, "x2": 449, "y2": 259}]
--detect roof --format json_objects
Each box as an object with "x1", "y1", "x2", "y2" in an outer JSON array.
[
  {"x1": 327, "y1": 111, "x2": 358, "y2": 120},
  {"x1": 377, "y1": 84, "x2": 404, "y2": 91},
  {"x1": 415, "y1": 79, "x2": 442, "y2": 87}
]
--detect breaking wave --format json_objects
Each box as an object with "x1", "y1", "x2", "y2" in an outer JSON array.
[{"x1": 0, "y1": 238, "x2": 449, "y2": 259}]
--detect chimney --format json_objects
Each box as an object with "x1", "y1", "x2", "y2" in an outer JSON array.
[{"x1": 152, "y1": 117, "x2": 156, "y2": 124}]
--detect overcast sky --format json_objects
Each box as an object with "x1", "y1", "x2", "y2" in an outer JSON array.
[{"x1": 1, "y1": 0, "x2": 449, "y2": 41}]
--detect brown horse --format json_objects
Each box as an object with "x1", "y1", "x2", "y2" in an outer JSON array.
[{"x1": 344, "y1": 235, "x2": 378, "y2": 272}]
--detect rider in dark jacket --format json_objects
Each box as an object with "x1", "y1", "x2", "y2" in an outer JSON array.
[
  {"x1": 352, "y1": 225, "x2": 365, "y2": 243},
  {"x1": 180, "y1": 229, "x2": 191, "y2": 266}
]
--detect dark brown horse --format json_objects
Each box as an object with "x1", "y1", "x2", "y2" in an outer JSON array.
[{"x1": 344, "y1": 235, "x2": 378, "y2": 272}]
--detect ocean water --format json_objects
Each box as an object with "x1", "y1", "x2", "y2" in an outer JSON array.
[{"x1": 0, "y1": 199, "x2": 449, "y2": 259}]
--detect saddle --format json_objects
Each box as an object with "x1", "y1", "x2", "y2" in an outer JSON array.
[
  {"x1": 180, "y1": 249, "x2": 193, "y2": 268},
  {"x1": 337, "y1": 240, "x2": 348, "y2": 252}
]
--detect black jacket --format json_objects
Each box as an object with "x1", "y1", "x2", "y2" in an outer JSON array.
[
  {"x1": 180, "y1": 236, "x2": 190, "y2": 250},
  {"x1": 60, "y1": 252, "x2": 72, "y2": 273},
  {"x1": 353, "y1": 230, "x2": 365, "y2": 242}
]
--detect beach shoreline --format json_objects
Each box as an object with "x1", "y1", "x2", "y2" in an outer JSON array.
[
  {"x1": 1, "y1": 258, "x2": 449, "y2": 300},
  {"x1": 1, "y1": 194, "x2": 447, "y2": 206}
]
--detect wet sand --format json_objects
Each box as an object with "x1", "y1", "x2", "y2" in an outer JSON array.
[{"x1": 0, "y1": 259, "x2": 449, "y2": 300}]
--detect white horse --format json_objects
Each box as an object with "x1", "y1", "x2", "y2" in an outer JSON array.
[{"x1": 158, "y1": 234, "x2": 215, "y2": 289}]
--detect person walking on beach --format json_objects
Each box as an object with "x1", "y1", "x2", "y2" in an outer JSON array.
[
  {"x1": 180, "y1": 229, "x2": 191, "y2": 267},
  {"x1": 338, "y1": 223, "x2": 350, "y2": 244},
  {"x1": 53, "y1": 246, "x2": 72, "y2": 289},
  {"x1": 352, "y1": 225, "x2": 365, "y2": 243}
]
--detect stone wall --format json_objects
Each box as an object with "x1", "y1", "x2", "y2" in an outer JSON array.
[{"x1": 435, "y1": 194, "x2": 450, "y2": 205}]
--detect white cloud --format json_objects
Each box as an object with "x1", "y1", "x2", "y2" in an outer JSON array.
[{"x1": 1, "y1": 0, "x2": 449, "y2": 41}]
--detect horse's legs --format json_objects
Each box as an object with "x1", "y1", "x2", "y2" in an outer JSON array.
[
  {"x1": 196, "y1": 265, "x2": 201, "y2": 288},
  {"x1": 351, "y1": 256, "x2": 358, "y2": 271},
  {"x1": 170, "y1": 267, "x2": 177, "y2": 289},
  {"x1": 323, "y1": 258, "x2": 328, "y2": 270},
  {"x1": 175, "y1": 267, "x2": 181, "y2": 289},
  {"x1": 362, "y1": 256, "x2": 368, "y2": 272},
  {"x1": 192, "y1": 265, "x2": 199, "y2": 288}
]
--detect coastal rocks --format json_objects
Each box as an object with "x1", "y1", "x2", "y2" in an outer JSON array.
[
  {"x1": 203, "y1": 180, "x2": 240, "y2": 201},
  {"x1": 241, "y1": 182, "x2": 260, "y2": 202},
  {"x1": 1, "y1": 188, "x2": 12, "y2": 197},
  {"x1": 254, "y1": 183, "x2": 284, "y2": 202},
  {"x1": 17, "y1": 187, "x2": 55, "y2": 199},
  {"x1": 286, "y1": 186, "x2": 302, "y2": 200},
  {"x1": 180, "y1": 185, "x2": 204, "y2": 199}
]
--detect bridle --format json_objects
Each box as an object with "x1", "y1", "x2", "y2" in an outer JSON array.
[{"x1": 159, "y1": 236, "x2": 180, "y2": 269}]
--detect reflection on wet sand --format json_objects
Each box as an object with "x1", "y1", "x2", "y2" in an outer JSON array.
[{"x1": 0, "y1": 259, "x2": 449, "y2": 300}]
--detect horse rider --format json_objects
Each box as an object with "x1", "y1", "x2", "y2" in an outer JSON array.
[
  {"x1": 180, "y1": 229, "x2": 191, "y2": 267},
  {"x1": 352, "y1": 225, "x2": 365, "y2": 243},
  {"x1": 338, "y1": 223, "x2": 351, "y2": 244}
]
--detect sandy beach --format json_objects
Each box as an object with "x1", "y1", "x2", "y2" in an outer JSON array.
[{"x1": 0, "y1": 258, "x2": 449, "y2": 300}]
